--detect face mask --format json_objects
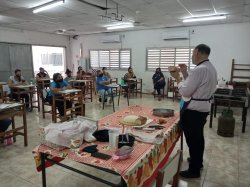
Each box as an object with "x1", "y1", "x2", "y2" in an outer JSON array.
[
  {"x1": 16, "y1": 74, "x2": 21, "y2": 77},
  {"x1": 57, "y1": 79, "x2": 63, "y2": 83}
]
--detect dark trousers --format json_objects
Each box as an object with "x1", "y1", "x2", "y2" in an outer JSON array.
[
  {"x1": 12, "y1": 93, "x2": 29, "y2": 108},
  {"x1": 182, "y1": 109, "x2": 209, "y2": 174},
  {"x1": 0, "y1": 119, "x2": 12, "y2": 132},
  {"x1": 47, "y1": 96, "x2": 72, "y2": 116},
  {"x1": 154, "y1": 81, "x2": 165, "y2": 95},
  {"x1": 122, "y1": 84, "x2": 135, "y2": 94}
]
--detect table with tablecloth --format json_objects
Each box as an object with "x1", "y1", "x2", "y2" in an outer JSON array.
[{"x1": 33, "y1": 105, "x2": 180, "y2": 187}]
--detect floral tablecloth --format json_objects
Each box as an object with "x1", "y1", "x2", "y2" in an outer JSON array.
[{"x1": 33, "y1": 105, "x2": 180, "y2": 187}]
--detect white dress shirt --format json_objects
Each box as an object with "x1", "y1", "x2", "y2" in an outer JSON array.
[{"x1": 178, "y1": 60, "x2": 217, "y2": 112}]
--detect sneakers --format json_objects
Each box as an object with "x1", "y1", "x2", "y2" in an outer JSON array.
[
  {"x1": 179, "y1": 170, "x2": 200, "y2": 178},
  {"x1": 108, "y1": 98, "x2": 112, "y2": 104}
]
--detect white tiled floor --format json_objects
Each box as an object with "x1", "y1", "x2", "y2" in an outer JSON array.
[{"x1": 0, "y1": 95, "x2": 249, "y2": 187}]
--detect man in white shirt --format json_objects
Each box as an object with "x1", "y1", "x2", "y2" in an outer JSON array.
[{"x1": 170, "y1": 44, "x2": 217, "y2": 178}]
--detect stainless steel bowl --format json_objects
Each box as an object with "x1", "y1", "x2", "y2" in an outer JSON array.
[{"x1": 152, "y1": 108, "x2": 174, "y2": 117}]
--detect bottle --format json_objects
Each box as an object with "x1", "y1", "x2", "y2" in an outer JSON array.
[{"x1": 30, "y1": 78, "x2": 34, "y2": 85}]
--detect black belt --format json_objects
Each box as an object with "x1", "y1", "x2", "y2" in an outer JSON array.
[{"x1": 191, "y1": 96, "x2": 213, "y2": 102}]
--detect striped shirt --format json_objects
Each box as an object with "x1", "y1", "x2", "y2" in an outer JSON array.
[{"x1": 178, "y1": 60, "x2": 217, "y2": 112}]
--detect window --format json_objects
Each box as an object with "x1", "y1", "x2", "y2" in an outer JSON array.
[
  {"x1": 90, "y1": 49, "x2": 131, "y2": 69},
  {"x1": 146, "y1": 47, "x2": 194, "y2": 71},
  {"x1": 32, "y1": 46, "x2": 66, "y2": 77}
]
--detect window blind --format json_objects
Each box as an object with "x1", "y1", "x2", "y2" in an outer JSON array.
[
  {"x1": 90, "y1": 49, "x2": 131, "y2": 69},
  {"x1": 147, "y1": 47, "x2": 194, "y2": 71}
]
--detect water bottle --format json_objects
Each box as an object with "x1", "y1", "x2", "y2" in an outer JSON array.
[{"x1": 30, "y1": 78, "x2": 34, "y2": 85}]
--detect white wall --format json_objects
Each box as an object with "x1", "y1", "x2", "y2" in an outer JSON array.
[
  {"x1": 70, "y1": 22, "x2": 250, "y2": 93},
  {"x1": 0, "y1": 27, "x2": 71, "y2": 69}
]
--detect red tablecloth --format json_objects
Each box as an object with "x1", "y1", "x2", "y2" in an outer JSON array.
[{"x1": 33, "y1": 105, "x2": 180, "y2": 187}]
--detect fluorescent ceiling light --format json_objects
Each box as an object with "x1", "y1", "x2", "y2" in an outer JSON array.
[
  {"x1": 106, "y1": 23, "x2": 134, "y2": 30},
  {"x1": 182, "y1": 15, "x2": 226, "y2": 23},
  {"x1": 33, "y1": 0, "x2": 64, "y2": 13}
]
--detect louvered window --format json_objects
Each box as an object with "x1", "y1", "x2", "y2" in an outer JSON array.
[
  {"x1": 90, "y1": 49, "x2": 131, "y2": 69},
  {"x1": 147, "y1": 47, "x2": 194, "y2": 71}
]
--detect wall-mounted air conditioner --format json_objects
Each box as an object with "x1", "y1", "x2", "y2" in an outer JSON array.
[
  {"x1": 101, "y1": 35, "x2": 121, "y2": 43},
  {"x1": 161, "y1": 30, "x2": 189, "y2": 40}
]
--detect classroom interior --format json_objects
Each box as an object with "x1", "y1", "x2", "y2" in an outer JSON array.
[{"x1": 0, "y1": 1, "x2": 250, "y2": 187}]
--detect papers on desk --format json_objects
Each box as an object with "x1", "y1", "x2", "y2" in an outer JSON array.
[
  {"x1": 59, "y1": 89, "x2": 81, "y2": 94},
  {"x1": 13, "y1": 85, "x2": 34, "y2": 88},
  {"x1": 0, "y1": 103, "x2": 21, "y2": 110},
  {"x1": 106, "y1": 83, "x2": 120, "y2": 88}
]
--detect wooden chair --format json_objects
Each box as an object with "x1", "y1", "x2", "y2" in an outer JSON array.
[
  {"x1": 230, "y1": 59, "x2": 250, "y2": 84},
  {"x1": 41, "y1": 88, "x2": 52, "y2": 119},
  {"x1": 154, "y1": 85, "x2": 165, "y2": 100},
  {"x1": 110, "y1": 77, "x2": 118, "y2": 96},
  {"x1": 167, "y1": 78, "x2": 180, "y2": 102},
  {"x1": 95, "y1": 80, "x2": 116, "y2": 112},
  {"x1": 154, "y1": 150, "x2": 183, "y2": 187},
  {"x1": 135, "y1": 78, "x2": 143, "y2": 98},
  {"x1": 0, "y1": 83, "x2": 9, "y2": 102}
]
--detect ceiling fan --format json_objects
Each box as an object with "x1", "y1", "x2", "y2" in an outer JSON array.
[{"x1": 77, "y1": 0, "x2": 111, "y2": 10}]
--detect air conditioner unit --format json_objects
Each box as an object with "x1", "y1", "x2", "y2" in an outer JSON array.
[
  {"x1": 161, "y1": 30, "x2": 189, "y2": 40},
  {"x1": 101, "y1": 35, "x2": 121, "y2": 43}
]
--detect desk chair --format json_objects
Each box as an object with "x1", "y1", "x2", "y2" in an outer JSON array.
[
  {"x1": 41, "y1": 88, "x2": 52, "y2": 119},
  {"x1": 167, "y1": 78, "x2": 180, "y2": 102},
  {"x1": 154, "y1": 85, "x2": 165, "y2": 100},
  {"x1": 152, "y1": 150, "x2": 182, "y2": 187}
]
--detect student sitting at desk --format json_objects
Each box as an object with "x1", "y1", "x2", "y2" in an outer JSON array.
[
  {"x1": 123, "y1": 67, "x2": 136, "y2": 97},
  {"x1": 7, "y1": 69, "x2": 30, "y2": 111},
  {"x1": 96, "y1": 70, "x2": 113, "y2": 103},
  {"x1": 46, "y1": 73, "x2": 72, "y2": 116},
  {"x1": 76, "y1": 66, "x2": 86, "y2": 80},
  {"x1": 36, "y1": 67, "x2": 50, "y2": 80},
  {"x1": 64, "y1": 69, "x2": 74, "y2": 83}
]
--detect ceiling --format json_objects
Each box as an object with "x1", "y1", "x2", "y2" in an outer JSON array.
[{"x1": 0, "y1": 0, "x2": 250, "y2": 35}]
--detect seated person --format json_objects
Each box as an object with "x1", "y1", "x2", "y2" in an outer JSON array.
[
  {"x1": 96, "y1": 70, "x2": 113, "y2": 103},
  {"x1": 102, "y1": 67, "x2": 111, "y2": 79},
  {"x1": 0, "y1": 99, "x2": 12, "y2": 134},
  {"x1": 152, "y1": 68, "x2": 166, "y2": 96},
  {"x1": 7, "y1": 69, "x2": 30, "y2": 110},
  {"x1": 64, "y1": 69, "x2": 74, "y2": 83},
  {"x1": 36, "y1": 67, "x2": 50, "y2": 95},
  {"x1": 76, "y1": 66, "x2": 86, "y2": 80},
  {"x1": 46, "y1": 73, "x2": 72, "y2": 116},
  {"x1": 36, "y1": 67, "x2": 50, "y2": 80},
  {"x1": 123, "y1": 67, "x2": 136, "y2": 96}
]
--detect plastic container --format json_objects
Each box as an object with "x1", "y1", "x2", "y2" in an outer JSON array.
[{"x1": 108, "y1": 129, "x2": 120, "y2": 149}]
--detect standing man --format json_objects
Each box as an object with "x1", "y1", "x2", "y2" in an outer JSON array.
[{"x1": 170, "y1": 44, "x2": 217, "y2": 178}]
